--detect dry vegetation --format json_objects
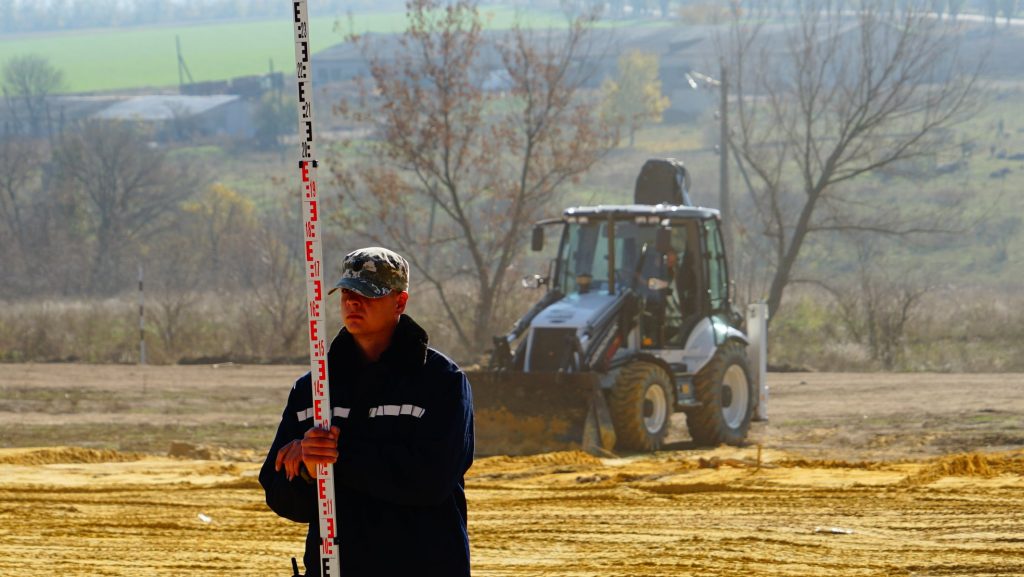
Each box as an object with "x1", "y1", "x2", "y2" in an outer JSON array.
[{"x1": 2, "y1": 282, "x2": 1022, "y2": 372}]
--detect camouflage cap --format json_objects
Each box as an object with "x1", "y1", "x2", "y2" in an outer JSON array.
[{"x1": 328, "y1": 247, "x2": 410, "y2": 298}]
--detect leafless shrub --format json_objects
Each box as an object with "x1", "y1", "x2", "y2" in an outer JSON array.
[
  {"x1": 811, "y1": 240, "x2": 934, "y2": 370},
  {"x1": 232, "y1": 195, "x2": 306, "y2": 361}
]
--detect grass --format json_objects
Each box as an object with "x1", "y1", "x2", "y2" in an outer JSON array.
[
  {"x1": 0, "y1": 17, "x2": 343, "y2": 93},
  {"x1": 0, "y1": 7, "x2": 594, "y2": 93},
  {"x1": 632, "y1": 123, "x2": 708, "y2": 155}
]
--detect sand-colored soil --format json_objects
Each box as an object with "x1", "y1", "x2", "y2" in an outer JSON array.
[{"x1": 1, "y1": 364, "x2": 1023, "y2": 576}]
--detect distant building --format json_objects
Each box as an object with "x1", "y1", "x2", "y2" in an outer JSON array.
[
  {"x1": 311, "y1": 32, "x2": 505, "y2": 85},
  {"x1": 311, "y1": 26, "x2": 724, "y2": 122},
  {"x1": 91, "y1": 94, "x2": 253, "y2": 141},
  {"x1": 180, "y1": 73, "x2": 284, "y2": 99}
]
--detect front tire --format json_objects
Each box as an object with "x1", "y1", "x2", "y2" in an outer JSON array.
[
  {"x1": 687, "y1": 341, "x2": 754, "y2": 446},
  {"x1": 609, "y1": 361, "x2": 674, "y2": 451}
]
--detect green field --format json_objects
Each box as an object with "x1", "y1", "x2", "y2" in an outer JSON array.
[{"x1": 0, "y1": 8, "x2": 577, "y2": 93}]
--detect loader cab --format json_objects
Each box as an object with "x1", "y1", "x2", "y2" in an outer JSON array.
[
  {"x1": 653, "y1": 215, "x2": 733, "y2": 349},
  {"x1": 553, "y1": 217, "x2": 625, "y2": 295},
  {"x1": 546, "y1": 206, "x2": 733, "y2": 353},
  {"x1": 633, "y1": 216, "x2": 716, "y2": 350}
]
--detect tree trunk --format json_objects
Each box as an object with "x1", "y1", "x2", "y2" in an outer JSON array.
[
  {"x1": 472, "y1": 283, "x2": 496, "y2": 354},
  {"x1": 766, "y1": 191, "x2": 820, "y2": 321},
  {"x1": 91, "y1": 225, "x2": 117, "y2": 295}
]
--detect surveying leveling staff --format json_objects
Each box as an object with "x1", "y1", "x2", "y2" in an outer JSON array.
[{"x1": 260, "y1": 247, "x2": 475, "y2": 577}]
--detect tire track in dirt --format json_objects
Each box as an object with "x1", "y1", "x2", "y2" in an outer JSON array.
[{"x1": 2, "y1": 447, "x2": 1021, "y2": 576}]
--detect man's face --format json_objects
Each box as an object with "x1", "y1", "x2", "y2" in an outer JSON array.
[{"x1": 339, "y1": 288, "x2": 408, "y2": 337}]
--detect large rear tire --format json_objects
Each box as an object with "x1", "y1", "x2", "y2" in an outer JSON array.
[
  {"x1": 609, "y1": 361, "x2": 673, "y2": 451},
  {"x1": 687, "y1": 341, "x2": 754, "y2": 446}
]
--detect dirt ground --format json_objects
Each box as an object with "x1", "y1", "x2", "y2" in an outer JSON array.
[{"x1": 1, "y1": 364, "x2": 1023, "y2": 576}]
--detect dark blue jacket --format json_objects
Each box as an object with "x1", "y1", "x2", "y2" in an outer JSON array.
[{"x1": 260, "y1": 315, "x2": 474, "y2": 577}]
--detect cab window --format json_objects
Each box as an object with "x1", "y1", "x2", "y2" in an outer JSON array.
[{"x1": 703, "y1": 219, "x2": 728, "y2": 311}]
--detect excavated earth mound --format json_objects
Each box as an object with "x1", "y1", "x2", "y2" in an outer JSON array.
[{"x1": 0, "y1": 447, "x2": 145, "y2": 465}]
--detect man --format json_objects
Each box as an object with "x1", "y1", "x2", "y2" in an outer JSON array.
[{"x1": 259, "y1": 247, "x2": 474, "y2": 577}]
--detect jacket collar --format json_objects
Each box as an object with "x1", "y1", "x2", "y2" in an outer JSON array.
[{"x1": 328, "y1": 314, "x2": 429, "y2": 373}]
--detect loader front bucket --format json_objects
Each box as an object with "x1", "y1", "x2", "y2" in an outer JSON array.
[{"x1": 467, "y1": 371, "x2": 617, "y2": 456}]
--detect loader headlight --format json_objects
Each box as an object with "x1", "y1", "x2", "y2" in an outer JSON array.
[{"x1": 521, "y1": 274, "x2": 548, "y2": 289}]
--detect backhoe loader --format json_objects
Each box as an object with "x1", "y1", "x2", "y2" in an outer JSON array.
[{"x1": 468, "y1": 159, "x2": 768, "y2": 455}]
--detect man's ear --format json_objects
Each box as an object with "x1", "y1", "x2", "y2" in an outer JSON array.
[{"x1": 395, "y1": 291, "x2": 409, "y2": 315}]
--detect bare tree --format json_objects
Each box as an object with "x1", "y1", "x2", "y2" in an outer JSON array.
[
  {"x1": 181, "y1": 183, "x2": 258, "y2": 287},
  {"x1": 999, "y1": 0, "x2": 1018, "y2": 25},
  {"x1": 984, "y1": 0, "x2": 1000, "y2": 25},
  {"x1": 145, "y1": 185, "x2": 258, "y2": 360},
  {"x1": 54, "y1": 120, "x2": 205, "y2": 294},
  {"x1": 0, "y1": 134, "x2": 43, "y2": 260},
  {"x1": 815, "y1": 237, "x2": 933, "y2": 369},
  {"x1": 0, "y1": 134, "x2": 88, "y2": 296},
  {"x1": 948, "y1": 0, "x2": 966, "y2": 21},
  {"x1": 332, "y1": 0, "x2": 619, "y2": 354},
  {"x1": 147, "y1": 230, "x2": 204, "y2": 362},
  {"x1": 253, "y1": 92, "x2": 297, "y2": 150},
  {"x1": 233, "y1": 194, "x2": 306, "y2": 360},
  {"x1": 1, "y1": 54, "x2": 64, "y2": 136},
  {"x1": 722, "y1": 0, "x2": 982, "y2": 321}
]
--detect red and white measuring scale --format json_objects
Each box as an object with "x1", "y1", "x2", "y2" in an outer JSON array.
[{"x1": 290, "y1": 1, "x2": 339, "y2": 575}]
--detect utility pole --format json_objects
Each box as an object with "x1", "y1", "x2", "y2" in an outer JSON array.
[
  {"x1": 719, "y1": 62, "x2": 731, "y2": 256},
  {"x1": 176, "y1": 35, "x2": 194, "y2": 93},
  {"x1": 686, "y1": 66, "x2": 732, "y2": 252},
  {"x1": 138, "y1": 263, "x2": 146, "y2": 366}
]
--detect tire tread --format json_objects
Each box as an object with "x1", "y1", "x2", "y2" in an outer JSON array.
[
  {"x1": 609, "y1": 361, "x2": 672, "y2": 451},
  {"x1": 687, "y1": 341, "x2": 753, "y2": 447}
]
